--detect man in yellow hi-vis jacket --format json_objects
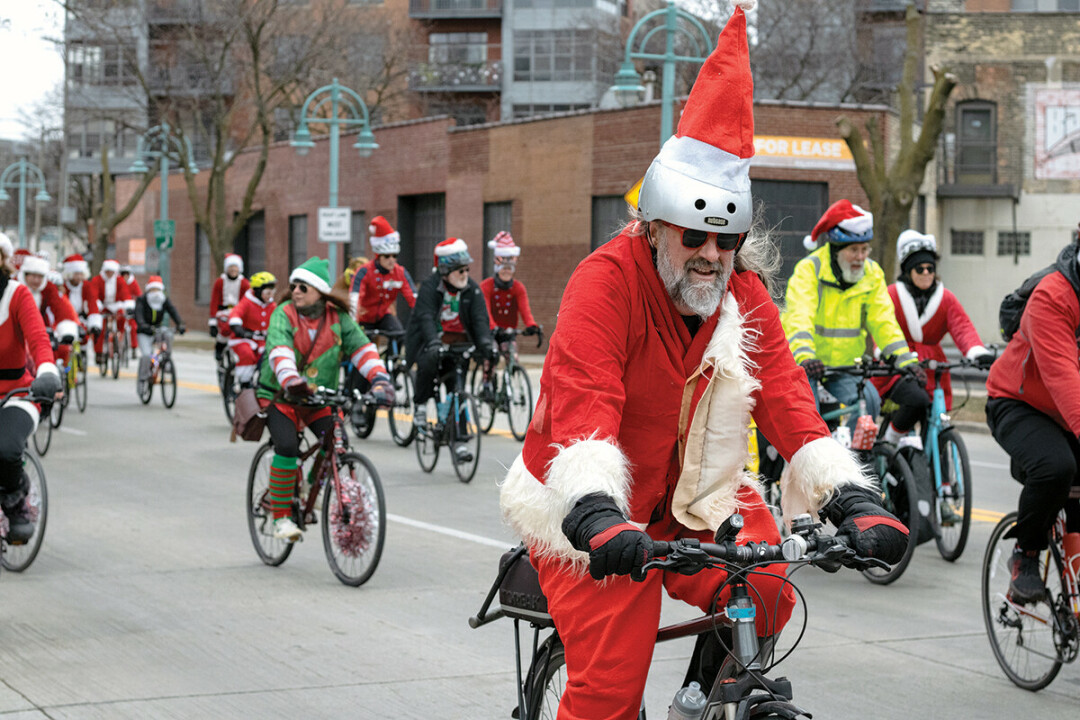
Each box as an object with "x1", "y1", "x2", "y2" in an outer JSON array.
[{"x1": 782, "y1": 200, "x2": 922, "y2": 431}]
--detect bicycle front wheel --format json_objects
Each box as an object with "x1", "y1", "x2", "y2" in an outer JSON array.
[
  {"x1": 221, "y1": 365, "x2": 236, "y2": 423},
  {"x1": 387, "y1": 366, "x2": 417, "y2": 447},
  {"x1": 50, "y1": 392, "x2": 64, "y2": 429},
  {"x1": 525, "y1": 635, "x2": 567, "y2": 720},
  {"x1": 119, "y1": 330, "x2": 130, "y2": 369},
  {"x1": 321, "y1": 451, "x2": 386, "y2": 587},
  {"x1": 507, "y1": 365, "x2": 534, "y2": 442},
  {"x1": 160, "y1": 358, "x2": 177, "y2": 408},
  {"x1": 862, "y1": 448, "x2": 919, "y2": 585},
  {"x1": 935, "y1": 429, "x2": 973, "y2": 562},
  {"x1": 32, "y1": 412, "x2": 52, "y2": 457},
  {"x1": 2, "y1": 452, "x2": 48, "y2": 572},
  {"x1": 982, "y1": 512, "x2": 1063, "y2": 690},
  {"x1": 246, "y1": 442, "x2": 295, "y2": 566},
  {"x1": 469, "y1": 364, "x2": 497, "y2": 434},
  {"x1": 75, "y1": 352, "x2": 88, "y2": 412},
  {"x1": 110, "y1": 332, "x2": 121, "y2": 380},
  {"x1": 451, "y1": 394, "x2": 481, "y2": 484}
]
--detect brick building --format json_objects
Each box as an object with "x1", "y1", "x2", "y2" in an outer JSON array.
[{"x1": 113, "y1": 99, "x2": 895, "y2": 343}]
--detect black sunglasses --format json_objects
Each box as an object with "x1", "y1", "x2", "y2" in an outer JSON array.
[
  {"x1": 380, "y1": 254, "x2": 398, "y2": 259},
  {"x1": 660, "y1": 221, "x2": 746, "y2": 251},
  {"x1": 289, "y1": 282, "x2": 310, "y2": 293},
  {"x1": 912, "y1": 264, "x2": 935, "y2": 275}
]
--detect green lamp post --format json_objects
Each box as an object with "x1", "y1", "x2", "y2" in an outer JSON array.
[{"x1": 0, "y1": 158, "x2": 51, "y2": 249}]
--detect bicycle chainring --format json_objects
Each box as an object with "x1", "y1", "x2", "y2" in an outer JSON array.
[{"x1": 1052, "y1": 595, "x2": 1080, "y2": 663}]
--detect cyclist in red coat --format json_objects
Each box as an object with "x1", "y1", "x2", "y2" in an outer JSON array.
[
  {"x1": 18, "y1": 254, "x2": 80, "y2": 367},
  {"x1": 0, "y1": 233, "x2": 62, "y2": 543},
  {"x1": 227, "y1": 271, "x2": 277, "y2": 387},
  {"x1": 85, "y1": 259, "x2": 132, "y2": 367},
  {"x1": 209, "y1": 253, "x2": 249, "y2": 361},
  {"x1": 121, "y1": 265, "x2": 142, "y2": 359},
  {"x1": 480, "y1": 231, "x2": 539, "y2": 334},
  {"x1": 348, "y1": 215, "x2": 417, "y2": 333}
]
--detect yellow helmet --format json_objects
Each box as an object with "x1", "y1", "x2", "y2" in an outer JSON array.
[{"x1": 250, "y1": 271, "x2": 277, "y2": 290}]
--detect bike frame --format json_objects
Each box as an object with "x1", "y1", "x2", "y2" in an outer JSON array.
[{"x1": 287, "y1": 394, "x2": 356, "y2": 530}]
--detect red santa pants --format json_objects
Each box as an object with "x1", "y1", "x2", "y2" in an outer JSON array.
[
  {"x1": 93, "y1": 311, "x2": 125, "y2": 356},
  {"x1": 533, "y1": 488, "x2": 794, "y2": 720},
  {"x1": 228, "y1": 339, "x2": 264, "y2": 384}
]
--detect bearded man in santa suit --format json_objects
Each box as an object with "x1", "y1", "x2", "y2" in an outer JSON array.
[
  {"x1": 498, "y1": 4, "x2": 909, "y2": 718},
  {"x1": 18, "y1": 254, "x2": 80, "y2": 367},
  {"x1": 209, "y1": 253, "x2": 250, "y2": 361},
  {"x1": 85, "y1": 258, "x2": 133, "y2": 365}
]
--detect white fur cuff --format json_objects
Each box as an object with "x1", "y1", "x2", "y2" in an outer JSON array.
[{"x1": 780, "y1": 436, "x2": 872, "y2": 522}]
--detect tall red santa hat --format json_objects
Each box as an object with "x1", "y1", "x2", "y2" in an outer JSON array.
[
  {"x1": 101, "y1": 258, "x2": 121, "y2": 274},
  {"x1": 368, "y1": 216, "x2": 401, "y2": 255},
  {"x1": 488, "y1": 231, "x2": 520, "y2": 260},
  {"x1": 63, "y1": 254, "x2": 89, "y2": 277},
  {"x1": 637, "y1": 1, "x2": 757, "y2": 236},
  {"x1": 223, "y1": 253, "x2": 243, "y2": 272}
]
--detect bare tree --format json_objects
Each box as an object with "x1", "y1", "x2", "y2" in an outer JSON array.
[{"x1": 836, "y1": 2, "x2": 955, "y2": 280}]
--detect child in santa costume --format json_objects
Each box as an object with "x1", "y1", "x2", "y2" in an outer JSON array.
[
  {"x1": 0, "y1": 233, "x2": 63, "y2": 543},
  {"x1": 257, "y1": 257, "x2": 394, "y2": 543},
  {"x1": 18, "y1": 254, "x2": 80, "y2": 368},
  {"x1": 871, "y1": 230, "x2": 994, "y2": 441},
  {"x1": 133, "y1": 276, "x2": 185, "y2": 384},
  {"x1": 348, "y1": 216, "x2": 417, "y2": 329},
  {"x1": 121, "y1": 265, "x2": 143, "y2": 359},
  {"x1": 209, "y1": 253, "x2": 250, "y2": 361},
  {"x1": 227, "y1": 271, "x2": 278, "y2": 387},
  {"x1": 86, "y1": 259, "x2": 133, "y2": 365},
  {"x1": 499, "y1": 5, "x2": 908, "y2": 718}
]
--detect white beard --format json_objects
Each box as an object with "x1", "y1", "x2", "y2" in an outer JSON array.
[
  {"x1": 839, "y1": 257, "x2": 865, "y2": 284},
  {"x1": 656, "y1": 242, "x2": 730, "y2": 319},
  {"x1": 147, "y1": 290, "x2": 166, "y2": 311}
]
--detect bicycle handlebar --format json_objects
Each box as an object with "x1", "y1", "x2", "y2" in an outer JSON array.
[{"x1": 0, "y1": 387, "x2": 54, "y2": 406}]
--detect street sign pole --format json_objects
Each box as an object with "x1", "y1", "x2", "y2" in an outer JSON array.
[{"x1": 159, "y1": 131, "x2": 171, "y2": 292}]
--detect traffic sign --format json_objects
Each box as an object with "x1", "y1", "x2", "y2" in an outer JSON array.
[
  {"x1": 154, "y1": 219, "x2": 175, "y2": 251},
  {"x1": 318, "y1": 207, "x2": 351, "y2": 243}
]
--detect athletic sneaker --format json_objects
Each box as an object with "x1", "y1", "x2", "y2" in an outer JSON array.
[
  {"x1": 1009, "y1": 546, "x2": 1047, "y2": 605},
  {"x1": 273, "y1": 517, "x2": 302, "y2": 543}
]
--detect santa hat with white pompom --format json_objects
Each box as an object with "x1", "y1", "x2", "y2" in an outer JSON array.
[{"x1": 368, "y1": 216, "x2": 401, "y2": 255}]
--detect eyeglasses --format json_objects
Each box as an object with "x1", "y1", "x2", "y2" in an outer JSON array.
[
  {"x1": 659, "y1": 221, "x2": 746, "y2": 252},
  {"x1": 289, "y1": 282, "x2": 310, "y2": 293},
  {"x1": 912, "y1": 264, "x2": 935, "y2": 275},
  {"x1": 380, "y1": 254, "x2": 398, "y2": 259}
]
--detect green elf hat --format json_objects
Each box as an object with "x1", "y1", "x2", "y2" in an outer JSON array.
[{"x1": 289, "y1": 256, "x2": 332, "y2": 295}]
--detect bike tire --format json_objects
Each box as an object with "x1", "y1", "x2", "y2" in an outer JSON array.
[
  {"x1": 119, "y1": 330, "x2": 130, "y2": 369},
  {"x1": 160, "y1": 358, "x2": 177, "y2": 408},
  {"x1": 221, "y1": 366, "x2": 236, "y2": 423},
  {"x1": 981, "y1": 512, "x2": 1063, "y2": 690},
  {"x1": 321, "y1": 451, "x2": 386, "y2": 587},
  {"x1": 469, "y1": 364, "x2": 497, "y2": 434},
  {"x1": 862, "y1": 448, "x2": 919, "y2": 585},
  {"x1": 934, "y1": 428, "x2": 973, "y2": 562},
  {"x1": 76, "y1": 352, "x2": 88, "y2": 412},
  {"x1": 246, "y1": 442, "x2": 295, "y2": 567},
  {"x1": 110, "y1": 333, "x2": 121, "y2": 380},
  {"x1": 525, "y1": 635, "x2": 567, "y2": 720},
  {"x1": 2, "y1": 451, "x2": 48, "y2": 572},
  {"x1": 507, "y1": 365, "x2": 533, "y2": 442},
  {"x1": 415, "y1": 417, "x2": 441, "y2": 473},
  {"x1": 351, "y1": 401, "x2": 377, "y2": 439},
  {"x1": 451, "y1": 393, "x2": 481, "y2": 484},
  {"x1": 387, "y1": 366, "x2": 417, "y2": 447},
  {"x1": 98, "y1": 344, "x2": 108, "y2": 377},
  {"x1": 32, "y1": 411, "x2": 52, "y2": 457},
  {"x1": 50, "y1": 391, "x2": 64, "y2": 429}
]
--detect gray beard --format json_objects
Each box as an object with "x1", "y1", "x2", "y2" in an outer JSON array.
[
  {"x1": 656, "y1": 242, "x2": 730, "y2": 319},
  {"x1": 839, "y1": 257, "x2": 865, "y2": 284}
]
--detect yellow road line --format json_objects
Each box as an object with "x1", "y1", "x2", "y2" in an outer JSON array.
[{"x1": 971, "y1": 508, "x2": 1007, "y2": 523}]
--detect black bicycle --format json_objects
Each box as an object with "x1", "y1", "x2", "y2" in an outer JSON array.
[
  {"x1": 0, "y1": 388, "x2": 50, "y2": 575},
  {"x1": 470, "y1": 325, "x2": 543, "y2": 441},
  {"x1": 471, "y1": 513, "x2": 886, "y2": 720},
  {"x1": 344, "y1": 328, "x2": 416, "y2": 447},
  {"x1": 414, "y1": 343, "x2": 481, "y2": 483}
]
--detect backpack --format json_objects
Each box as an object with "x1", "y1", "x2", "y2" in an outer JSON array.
[{"x1": 999, "y1": 266, "x2": 1059, "y2": 342}]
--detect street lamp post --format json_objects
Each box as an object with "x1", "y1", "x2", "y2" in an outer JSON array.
[
  {"x1": 610, "y1": 1, "x2": 714, "y2": 146},
  {"x1": 130, "y1": 123, "x2": 198, "y2": 292},
  {"x1": 291, "y1": 77, "x2": 378, "y2": 282},
  {"x1": 0, "y1": 158, "x2": 52, "y2": 250}
]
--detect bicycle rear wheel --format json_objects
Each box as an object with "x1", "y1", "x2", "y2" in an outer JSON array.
[
  {"x1": 98, "y1": 340, "x2": 108, "y2": 377},
  {"x1": 321, "y1": 451, "x2": 386, "y2": 586},
  {"x1": 110, "y1": 332, "x2": 121, "y2": 380},
  {"x1": 934, "y1": 428, "x2": 973, "y2": 562},
  {"x1": 525, "y1": 635, "x2": 567, "y2": 720},
  {"x1": 221, "y1": 365, "x2": 236, "y2": 423},
  {"x1": 451, "y1": 394, "x2": 481, "y2": 484},
  {"x1": 507, "y1": 365, "x2": 533, "y2": 442},
  {"x1": 862, "y1": 448, "x2": 919, "y2": 585},
  {"x1": 50, "y1": 391, "x2": 64, "y2": 429},
  {"x1": 246, "y1": 442, "x2": 295, "y2": 566},
  {"x1": 32, "y1": 412, "x2": 52, "y2": 457},
  {"x1": 2, "y1": 452, "x2": 48, "y2": 572},
  {"x1": 160, "y1": 358, "x2": 177, "y2": 408},
  {"x1": 351, "y1": 400, "x2": 377, "y2": 439},
  {"x1": 981, "y1": 512, "x2": 1064, "y2": 690},
  {"x1": 119, "y1": 329, "x2": 130, "y2": 369},
  {"x1": 387, "y1": 366, "x2": 417, "y2": 447},
  {"x1": 469, "y1": 364, "x2": 497, "y2": 434},
  {"x1": 76, "y1": 352, "x2": 88, "y2": 412}
]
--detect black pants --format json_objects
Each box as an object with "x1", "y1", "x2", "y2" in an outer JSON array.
[
  {"x1": 265, "y1": 404, "x2": 333, "y2": 458},
  {"x1": 0, "y1": 405, "x2": 33, "y2": 510},
  {"x1": 349, "y1": 315, "x2": 403, "y2": 394},
  {"x1": 414, "y1": 346, "x2": 454, "y2": 405},
  {"x1": 986, "y1": 397, "x2": 1080, "y2": 550},
  {"x1": 884, "y1": 375, "x2": 931, "y2": 433}
]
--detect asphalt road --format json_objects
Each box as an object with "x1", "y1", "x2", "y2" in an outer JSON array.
[{"x1": 1, "y1": 348, "x2": 1078, "y2": 719}]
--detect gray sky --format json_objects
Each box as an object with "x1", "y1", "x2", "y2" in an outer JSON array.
[{"x1": 0, "y1": 0, "x2": 64, "y2": 141}]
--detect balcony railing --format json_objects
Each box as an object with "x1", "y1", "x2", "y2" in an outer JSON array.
[
  {"x1": 408, "y1": 0, "x2": 502, "y2": 19},
  {"x1": 149, "y1": 64, "x2": 233, "y2": 96},
  {"x1": 409, "y1": 59, "x2": 502, "y2": 92},
  {"x1": 148, "y1": 0, "x2": 214, "y2": 24}
]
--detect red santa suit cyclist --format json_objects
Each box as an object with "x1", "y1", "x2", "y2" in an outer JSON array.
[
  {"x1": 120, "y1": 265, "x2": 142, "y2": 359},
  {"x1": 210, "y1": 253, "x2": 250, "y2": 362},
  {"x1": 348, "y1": 215, "x2": 417, "y2": 334},
  {"x1": 498, "y1": 6, "x2": 909, "y2": 718},
  {"x1": 59, "y1": 254, "x2": 100, "y2": 333},
  {"x1": 480, "y1": 231, "x2": 539, "y2": 340},
  {"x1": 0, "y1": 233, "x2": 63, "y2": 544},
  {"x1": 18, "y1": 254, "x2": 80, "y2": 368},
  {"x1": 85, "y1": 259, "x2": 133, "y2": 366},
  {"x1": 227, "y1": 271, "x2": 278, "y2": 387}
]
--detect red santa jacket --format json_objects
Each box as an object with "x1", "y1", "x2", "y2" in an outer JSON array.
[
  {"x1": 480, "y1": 276, "x2": 537, "y2": 330},
  {"x1": 228, "y1": 289, "x2": 277, "y2": 348},
  {"x1": 987, "y1": 271, "x2": 1080, "y2": 436},
  {"x1": 873, "y1": 282, "x2": 986, "y2": 409},
  {"x1": 30, "y1": 282, "x2": 80, "y2": 341},
  {"x1": 125, "y1": 276, "x2": 143, "y2": 298},
  {"x1": 86, "y1": 273, "x2": 132, "y2": 315},
  {"x1": 349, "y1": 260, "x2": 417, "y2": 324},
  {"x1": 61, "y1": 279, "x2": 100, "y2": 319},
  {"x1": 210, "y1": 275, "x2": 250, "y2": 315},
  {"x1": 500, "y1": 230, "x2": 866, "y2": 563},
  {"x1": 0, "y1": 277, "x2": 57, "y2": 396}
]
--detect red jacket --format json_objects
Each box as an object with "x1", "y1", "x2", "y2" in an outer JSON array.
[
  {"x1": 480, "y1": 277, "x2": 537, "y2": 330},
  {"x1": 228, "y1": 289, "x2": 277, "y2": 345},
  {"x1": 86, "y1": 273, "x2": 132, "y2": 314},
  {"x1": 0, "y1": 278, "x2": 56, "y2": 396},
  {"x1": 125, "y1": 276, "x2": 143, "y2": 298},
  {"x1": 210, "y1": 275, "x2": 249, "y2": 315},
  {"x1": 873, "y1": 282, "x2": 985, "y2": 409},
  {"x1": 349, "y1": 260, "x2": 417, "y2": 324},
  {"x1": 31, "y1": 282, "x2": 80, "y2": 340},
  {"x1": 987, "y1": 270, "x2": 1080, "y2": 436},
  {"x1": 61, "y1": 279, "x2": 100, "y2": 318}
]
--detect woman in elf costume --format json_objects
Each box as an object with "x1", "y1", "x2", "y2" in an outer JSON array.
[{"x1": 257, "y1": 257, "x2": 394, "y2": 542}]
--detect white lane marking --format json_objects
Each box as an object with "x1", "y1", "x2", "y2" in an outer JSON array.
[
  {"x1": 388, "y1": 513, "x2": 513, "y2": 549},
  {"x1": 970, "y1": 460, "x2": 1008, "y2": 470},
  {"x1": 59, "y1": 427, "x2": 89, "y2": 436}
]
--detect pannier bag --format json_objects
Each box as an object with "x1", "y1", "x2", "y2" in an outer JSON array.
[
  {"x1": 499, "y1": 545, "x2": 554, "y2": 628},
  {"x1": 231, "y1": 388, "x2": 267, "y2": 442}
]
